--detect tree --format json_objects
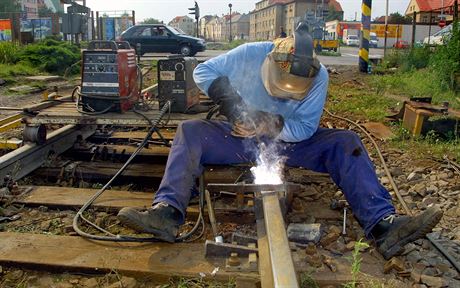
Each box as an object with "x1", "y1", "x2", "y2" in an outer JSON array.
[
  {"x1": 141, "y1": 18, "x2": 162, "y2": 24},
  {"x1": 326, "y1": 6, "x2": 344, "y2": 21},
  {"x1": 0, "y1": 0, "x2": 21, "y2": 19},
  {"x1": 38, "y1": 6, "x2": 54, "y2": 17},
  {"x1": 389, "y1": 12, "x2": 413, "y2": 24}
]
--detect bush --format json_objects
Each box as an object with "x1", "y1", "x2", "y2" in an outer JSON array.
[
  {"x1": 18, "y1": 39, "x2": 80, "y2": 74},
  {"x1": 380, "y1": 47, "x2": 431, "y2": 72},
  {"x1": 430, "y1": 21, "x2": 460, "y2": 90},
  {"x1": 0, "y1": 42, "x2": 20, "y2": 64}
]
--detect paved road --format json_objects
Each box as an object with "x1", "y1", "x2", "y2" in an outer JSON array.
[{"x1": 141, "y1": 46, "x2": 384, "y2": 66}]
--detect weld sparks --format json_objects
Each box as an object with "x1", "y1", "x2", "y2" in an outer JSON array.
[{"x1": 250, "y1": 143, "x2": 286, "y2": 185}]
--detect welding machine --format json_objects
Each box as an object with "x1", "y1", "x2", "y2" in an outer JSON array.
[
  {"x1": 79, "y1": 41, "x2": 139, "y2": 113},
  {"x1": 158, "y1": 56, "x2": 200, "y2": 113}
]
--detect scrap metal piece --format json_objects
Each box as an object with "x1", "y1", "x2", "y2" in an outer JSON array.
[
  {"x1": 427, "y1": 233, "x2": 460, "y2": 273},
  {"x1": 204, "y1": 240, "x2": 258, "y2": 258},
  {"x1": 286, "y1": 223, "x2": 321, "y2": 244}
]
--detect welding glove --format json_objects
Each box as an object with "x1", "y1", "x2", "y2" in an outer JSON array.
[
  {"x1": 207, "y1": 76, "x2": 245, "y2": 123},
  {"x1": 232, "y1": 110, "x2": 284, "y2": 139}
]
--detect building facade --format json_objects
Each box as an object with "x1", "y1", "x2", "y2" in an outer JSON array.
[
  {"x1": 405, "y1": 0, "x2": 457, "y2": 23},
  {"x1": 230, "y1": 13, "x2": 250, "y2": 40},
  {"x1": 249, "y1": 0, "x2": 332, "y2": 41},
  {"x1": 199, "y1": 15, "x2": 215, "y2": 39},
  {"x1": 168, "y1": 15, "x2": 195, "y2": 36}
]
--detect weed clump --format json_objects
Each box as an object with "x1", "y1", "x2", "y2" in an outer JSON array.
[{"x1": 0, "y1": 42, "x2": 20, "y2": 64}]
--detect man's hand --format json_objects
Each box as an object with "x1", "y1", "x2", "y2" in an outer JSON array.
[
  {"x1": 207, "y1": 76, "x2": 245, "y2": 123},
  {"x1": 232, "y1": 111, "x2": 284, "y2": 139}
]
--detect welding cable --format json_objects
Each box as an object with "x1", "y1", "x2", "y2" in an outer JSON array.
[
  {"x1": 132, "y1": 108, "x2": 171, "y2": 147},
  {"x1": 74, "y1": 86, "x2": 115, "y2": 115},
  {"x1": 323, "y1": 108, "x2": 413, "y2": 216},
  {"x1": 73, "y1": 99, "x2": 205, "y2": 242}
]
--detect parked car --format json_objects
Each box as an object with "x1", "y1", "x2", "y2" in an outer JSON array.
[
  {"x1": 393, "y1": 40, "x2": 409, "y2": 49},
  {"x1": 370, "y1": 32, "x2": 379, "y2": 48},
  {"x1": 119, "y1": 24, "x2": 206, "y2": 56},
  {"x1": 423, "y1": 24, "x2": 453, "y2": 45},
  {"x1": 345, "y1": 35, "x2": 359, "y2": 46}
]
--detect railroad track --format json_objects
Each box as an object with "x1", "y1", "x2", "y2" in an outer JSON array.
[{"x1": 0, "y1": 85, "x2": 458, "y2": 287}]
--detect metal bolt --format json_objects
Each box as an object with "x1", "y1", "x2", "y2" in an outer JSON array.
[{"x1": 228, "y1": 252, "x2": 240, "y2": 266}]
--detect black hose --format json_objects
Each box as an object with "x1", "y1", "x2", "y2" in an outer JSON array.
[
  {"x1": 73, "y1": 101, "x2": 172, "y2": 242},
  {"x1": 73, "y1": 100, "x2": 205, "y2": 242}
]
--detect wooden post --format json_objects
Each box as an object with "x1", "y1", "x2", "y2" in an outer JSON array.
[
  {"x1": 96, "y1": 11, "x2": 100, "y2": 40},
  {"x1": 454, "y1": 0, "x2": 459, "y2": 22},
  {"x1": 132, "y1": 10, "x2": 136, "y2": 25},
  {"x1": 91, "y1": 11, "x2": 95, "y2": 40},
  {"x1": 412, "y1": 11, "x2": 416, "y2": 47},
  {"x1": 428, "y1": 11, "x2": 432, "y2": 45}
]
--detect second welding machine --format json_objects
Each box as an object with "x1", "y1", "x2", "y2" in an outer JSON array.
[
  {"x1": 158, "y1": 56, "x2": 200, "y2": 113},
  {"x1": 80, "y1": 41, "x2": 139, "y2": 113}
]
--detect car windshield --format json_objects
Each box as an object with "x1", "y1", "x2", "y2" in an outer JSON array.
[
  {"x1": 370, "y1": 35, "x2": 377, "y2": 40},
  {"x1": 349, "y1": 35, "x2": 358, "y2": 40},
  {"x1": 433, "y1": 24, "x2": 452, "y2": 37},
  {"x1": 168, "y1": 26, "x2": 184, "y2": 35}
]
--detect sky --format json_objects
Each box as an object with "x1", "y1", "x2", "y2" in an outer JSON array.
[{"x1": 84, "y1": 0, "x2": 410, "y2": 23}]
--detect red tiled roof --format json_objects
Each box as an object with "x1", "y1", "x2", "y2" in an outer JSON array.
[
  {"x1": 329, "y1": 0, "x2": 343, "y2": 12},
  {"x1": 415, "y1": 0, "x2": 456, "y2": 11},
  {"x1": 171, "y1": 16, "x2": 185, "y2": 23}
]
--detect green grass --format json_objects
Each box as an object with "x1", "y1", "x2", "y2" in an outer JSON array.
[
  {"x1": 328, "y1": 73, "x2": 460, "y2": 160},
  {"x1": 390, "y1": 125, "x2": 460, "y2": 160},
  {"x1": 159, "y1": 277, "x2": 236, "y2": 288},
  {"x1": 371, "y1": 69, "x2": 459, "y2": 109},
  {"x1": 0, "y1": 42, "x2": 20, "y2": 64},
  {"x1": 328, "y1": 83, "x2": 398, "y2": 122},
  {"x1": 0, "y1": 63, "x2": 40, "y2": 82}
]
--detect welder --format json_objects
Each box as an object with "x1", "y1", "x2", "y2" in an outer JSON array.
[{"x1": 118, "y1": 22, "x2": 443, "y2": 260}]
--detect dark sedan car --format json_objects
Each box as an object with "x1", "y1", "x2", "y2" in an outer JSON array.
[{"x1": 119, "y1": 24, "x2": 206, "y2": 56}]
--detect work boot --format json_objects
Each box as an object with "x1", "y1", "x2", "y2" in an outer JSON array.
[
  {"x1": 117, "y1": 202, "x2": 181, "y2": 243},
  {"x1": 371, "y1": 206, "x2": 443, "y2": 260}
]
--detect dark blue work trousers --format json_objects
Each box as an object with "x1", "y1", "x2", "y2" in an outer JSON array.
[{"x1": 154, "y1": 119, "x2": 395, "y2": 237}]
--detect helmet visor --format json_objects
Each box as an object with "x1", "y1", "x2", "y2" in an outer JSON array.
[{"x1": 261, "y1": 53, "x2": 314, "y2": 100}]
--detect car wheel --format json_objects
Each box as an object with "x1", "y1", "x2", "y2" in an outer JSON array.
[{"x1": 180, "y1": 45, "x2": 192, "y2": 56}]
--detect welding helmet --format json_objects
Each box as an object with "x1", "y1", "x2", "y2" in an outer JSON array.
[{"x1": 261, "y1": 21, "x2": 321, "y2": 100}]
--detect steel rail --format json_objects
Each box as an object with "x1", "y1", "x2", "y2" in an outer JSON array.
[
  {"x1": 261, "y1": 190, "x2": 299, "y2": 288},
  {"x1": 0, "y1": 125, "x2": 95, "y2": 182}
]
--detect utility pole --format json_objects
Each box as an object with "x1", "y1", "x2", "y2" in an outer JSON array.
[
  {"x1": 229, "y1": 3, "x2": 233, "y2": 42},
  {"x1": 384, "y1": 0, "x2": 388, "y2": 56},
  {"x1": 359, "y1": 0, "x2": 372, "y2": 73},
  {"x1": 412, "y1": 11, "x2": 416, "y2": 47}
]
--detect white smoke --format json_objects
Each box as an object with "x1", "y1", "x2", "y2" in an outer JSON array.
[{"x1": 250, "y1": 142, "x2": 286, "y2": 185}]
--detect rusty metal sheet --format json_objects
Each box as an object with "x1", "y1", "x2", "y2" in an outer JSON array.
[{"x1": 362, "y1": 122, "x2": 394, "y2": 140}]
